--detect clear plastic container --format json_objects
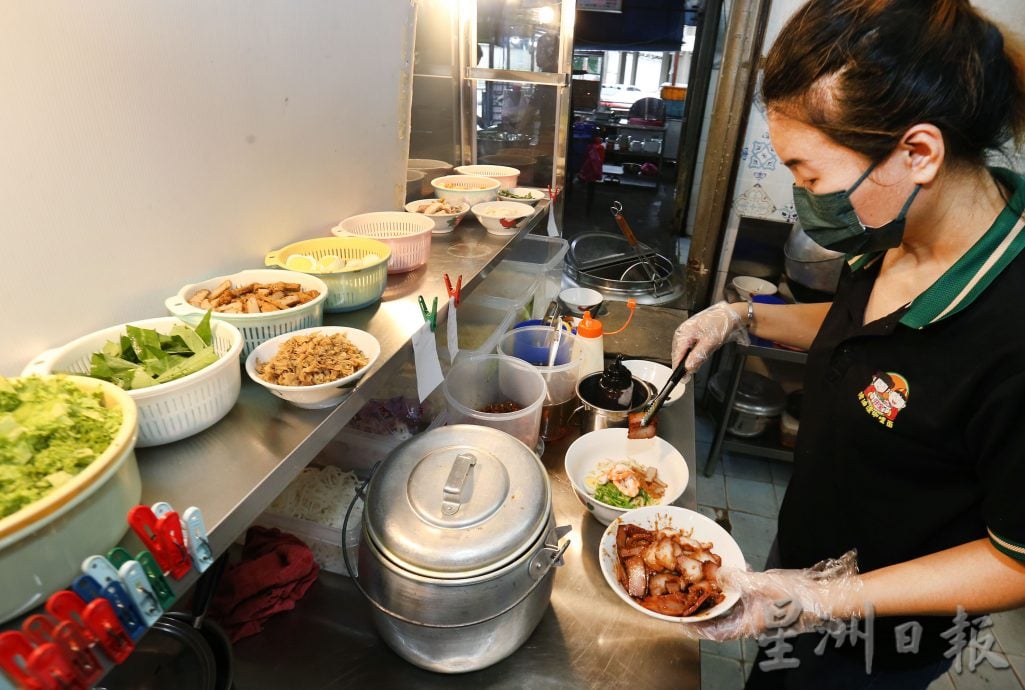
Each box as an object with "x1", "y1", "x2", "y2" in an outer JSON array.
[
  {"x1": 497, "y1": 326, "x2": 582, "y2": 442},
  {"x1": 490, "y1": 235, "x2": 569, "y2": 320},
  {"x1": 442, "y1": 354, "x2": 546, "y2": 450},
  {"x1": 444, "y1": 293, "x2": 522, "y2": 360}
]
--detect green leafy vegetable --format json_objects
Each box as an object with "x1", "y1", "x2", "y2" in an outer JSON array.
[
  {"x1": 0, "y1": 375, "x2": 122, "y2": 519},
  {"x1": 594, "y1": 482, "x2": 653, "y2": 509},
  {"x1": 498, "y1": 189, "x2": 535, "y2": 200},
  {"x1": 85, "y1": 312, "x2": 218, "y2": 391}
]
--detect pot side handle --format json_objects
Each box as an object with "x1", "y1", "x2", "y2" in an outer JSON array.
[{"x1": 528, "y1": 524, "x2": 572, "y2": 581}]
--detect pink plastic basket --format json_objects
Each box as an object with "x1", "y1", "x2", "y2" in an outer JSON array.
[{"x1": 331, "y1": 212, "x2": 434, "y2": 274}]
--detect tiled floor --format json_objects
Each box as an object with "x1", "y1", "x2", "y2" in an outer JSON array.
[{"x1": 693, "y1": 410, "x2": 1025, "y2": 690}]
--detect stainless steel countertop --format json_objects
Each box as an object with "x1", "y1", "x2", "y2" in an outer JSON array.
[
  {"x1": 129, "y1": 208, "x2": 548, "y2": 592},
  {"x1": 230, "y1": 334, "x2": 700, "y2": 689}
]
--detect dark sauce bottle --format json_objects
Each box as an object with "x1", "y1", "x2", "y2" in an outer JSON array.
[{"x1": 596, "y1": 354, "x2": 634, "y2": 410}]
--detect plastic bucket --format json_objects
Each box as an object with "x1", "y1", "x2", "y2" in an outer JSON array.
[
  {"x1": 497, "y1": 326, "x2": 582, "y2": 442},
  {"x1": 442, "y1": 354, "x2": 546, "y2": 450}
]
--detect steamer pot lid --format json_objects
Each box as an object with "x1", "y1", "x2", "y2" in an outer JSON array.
[{"x1": 365, "y1": 424, "x2": 550, "y2": 577}]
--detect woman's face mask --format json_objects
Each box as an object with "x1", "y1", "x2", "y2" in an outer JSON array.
[{"x1": 792, "y1": 161, "x2": 921, "y2": 255}]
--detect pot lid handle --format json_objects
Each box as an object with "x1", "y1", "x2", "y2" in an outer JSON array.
[{"x1": 441, "y1": 453, "x2": 477, "y2": 516}]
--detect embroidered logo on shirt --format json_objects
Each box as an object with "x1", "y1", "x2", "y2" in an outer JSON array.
[{"x1": 857, "y1": 371, "x2": 909, "y2": 428}]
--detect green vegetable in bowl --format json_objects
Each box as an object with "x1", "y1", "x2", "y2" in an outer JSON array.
[
  {"x1": 594, "y1": 481, "x2": 653, "y2": 509},
  {"x1": 0, "y1": 375, "x2": 122, "y2": 519},
  {"x1": 498, "y1": 189, "x2": 536, "y2": 200},
  {"x1": 87, "y1": 312, "x2": 218, "y2": 391}
]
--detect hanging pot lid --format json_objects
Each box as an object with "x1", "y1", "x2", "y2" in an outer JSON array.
[{"x1": 364, "y1": 424, "x2": 551, "y2": 579}]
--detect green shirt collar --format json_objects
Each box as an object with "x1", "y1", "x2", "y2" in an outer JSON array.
[{"x1": 847, "y1": 167, "x2": 1025, "y2": 329}]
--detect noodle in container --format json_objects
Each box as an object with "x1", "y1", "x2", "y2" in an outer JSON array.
[{"x1": 244, "y1": 326, "x2": 380, "y2": 409}]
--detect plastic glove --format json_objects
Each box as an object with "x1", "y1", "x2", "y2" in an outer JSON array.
[
  {"x1": 679, "y1": 551, "x2": 865, "y2": 642},
  {"x1": 671, "y1": 301, "x2": 748, "y2": 371}
]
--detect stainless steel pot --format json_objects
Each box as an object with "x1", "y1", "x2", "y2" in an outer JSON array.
[
  {"x1": 573, "y1": 373, "x2": 654, "y2": 432},
  {"x1": 348, "y1": 425, "x2": 570, "y2": 673},
  {"x1": 783, "y1": 220, "x2": 845, "y2": 294},
  {"x1": 563, "y1": 232, "x2": 685, "y2": 307},
  {"x1": 709, "y1": 370, "x2": 785, "y2": 438}
]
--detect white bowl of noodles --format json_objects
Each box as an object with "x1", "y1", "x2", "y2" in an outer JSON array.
[{"x1": 564, "y1": 428, "x2": 688, "y2": 525}]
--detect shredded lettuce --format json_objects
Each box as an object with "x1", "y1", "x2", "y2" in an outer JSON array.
[
  {"x1": 0, "y1": 376, "x2": 122, "y2": 519},
  {"x1": 85, "y1": 311, "x2": 217, "y2": 390}
]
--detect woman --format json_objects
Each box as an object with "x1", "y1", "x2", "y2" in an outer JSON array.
[{"x1": 674, "y1": 1, "x2": 1025, "y2": 688}]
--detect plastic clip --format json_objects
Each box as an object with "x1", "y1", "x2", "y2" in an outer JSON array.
[
  {"x1": 418, "y1": 295, "x2": 438, "y2": 332},
  {"x1": 443, "y1": 273, "x2": 462, "y2": 307}
]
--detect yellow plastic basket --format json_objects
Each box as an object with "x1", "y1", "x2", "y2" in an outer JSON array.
[{"x1": 265, "y1": 237, "x2": 391, "y2": 313}]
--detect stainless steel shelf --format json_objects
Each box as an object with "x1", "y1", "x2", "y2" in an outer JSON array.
[
  {"x1": 135, "y1": 206, "x2": 551, "y2": 568},
  {"x1": 702, "y1": 340, "x2": 806, "y2": 476}
]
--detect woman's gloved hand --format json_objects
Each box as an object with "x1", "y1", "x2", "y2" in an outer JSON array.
[
  {"x1": 680, "y1": 551, "x2": 865, "y2": 642},
  {"x1": 671, "y1": 301, "x2": 748, "y2": 371}
]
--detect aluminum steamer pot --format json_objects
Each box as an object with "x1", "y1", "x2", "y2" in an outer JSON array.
[
  {"x1": 573, "y1": 373, "x2": 654, "y2": 432},
  {"x1": 352, "y1": 425, "x2": 570, "y2": 673}
]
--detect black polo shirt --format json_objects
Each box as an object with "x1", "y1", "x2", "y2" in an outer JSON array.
[{"x1": 777, "y1": 167, "x2": 1025, "y2": 670}]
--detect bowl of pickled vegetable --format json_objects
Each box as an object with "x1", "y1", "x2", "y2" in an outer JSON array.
[
  {"x1": 496, "y1": 187, "x2": 546, "y2": 206},
  {"x1": 564, "y1": 428, "x2": 689, "y2": 525}
]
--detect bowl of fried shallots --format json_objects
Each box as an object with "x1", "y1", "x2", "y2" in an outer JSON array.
[
  {"x1": 599, "y1": 505, "x2": 745, "y2": 623},
  {"x1": 245, "y1": 327, "x2": 380, "y2": 409}
]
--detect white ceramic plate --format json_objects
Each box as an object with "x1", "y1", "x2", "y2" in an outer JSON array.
[
  {"x1": 622, "y1": 359, "x2": 684, "y2": 407},
  {"x1": 599, "y1": 505, "x2": 744, "y2": 623},
  {"x1": 564, "y1": 428, "x2": 688, "y2": 525},
  {"x1": 245, "y1": 326, "x2": 380, "y2": 409}
]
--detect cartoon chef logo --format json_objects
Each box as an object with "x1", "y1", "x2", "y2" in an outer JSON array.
[{"x1": 857, "y1": 371, "x2": 909, "y2": 428}]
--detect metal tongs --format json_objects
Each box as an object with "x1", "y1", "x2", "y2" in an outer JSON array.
[
  {"x1": 627, "y1": 358, "x2": 692, "y2": 439},
  {"x1": 610, "y1": 201, "x2": 663, "y2": 292}
]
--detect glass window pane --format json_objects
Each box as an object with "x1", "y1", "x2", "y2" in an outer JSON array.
[
  {"x1": 477, "y1": 0, "x2": 562, "y2": 73},
  {"x1": 475, "y1": 82, "x2": 557, "y2": 188}
]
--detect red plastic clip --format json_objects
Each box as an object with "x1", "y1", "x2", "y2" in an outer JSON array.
[
  {"x1": 127, "y1": 504, "x2": 192, "y2": 580},
  {"x1": 21, "y1": 615, "x2": 56, "y2": 646},
  {"x1": 0, "y1": 630, "x2": 47, "y2": 690},
  {"x1": 53, "y1": 622, "x2": 102, "y2": 687},
  {"x1": 27, "y1": 643, "x2": 84, "y2": 690},
  {"x1": 82, "y1": 599, "x2": 134, "y2": 664},
  {"x1": 45, "y1": 592, "x2": 96, "y2": 647},
  {"x1": 443, "y1": 273, "x2": 462, "y2": 307}
]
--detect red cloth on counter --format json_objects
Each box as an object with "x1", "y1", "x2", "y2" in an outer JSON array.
[{"x1": 209, "y1": 526, "x2": 319, "y2": 642}]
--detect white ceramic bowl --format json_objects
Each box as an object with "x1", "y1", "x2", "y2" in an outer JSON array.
[
  {"x1": 454, "y1": 164, "x2": 520, "y2": 190},
  {"x1": 731, "y1": 275, "x2": 777, "y2": 301},
  {"x1": 245, "y1": 327, "x2": 380, "y2": 409},
  {"x1": 599, "y1": 505, "x2": 744, "y2": 623},
  {"x1": 564, "y1": 428, "x2": 689, "y2": 525},
  {"x1": 470, "y1": 201, "x2": 536, "y2": 236},
  {"x1": 497, "y1": 187, "x2": 546, "y2": 206},
  {"x1": 404, "y1": 199, "x2": 471, "y2": 234},
  {"x1": 558, "y1": 287, "x2": 604, "y2": 318},
  {"x1": 622, "y1": 359, "x2": 684, "y2": 408},
  {"x1": 431, "y1": 175, "x2": 501, "y2": 206},
  {"x1": 408, "y1": 159, "x2": 453, "y2": 196}
]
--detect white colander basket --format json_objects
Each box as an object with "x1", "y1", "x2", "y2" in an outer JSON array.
[
  {"x1": 331, "y1": 212, "x2": 433, "y2": 274},
  {"x1": 22, "y1": 317, "x2": 245, "y2": 447},
  {"x1": 165, "y1": 269, "x2": 329, "y2": 357}
]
